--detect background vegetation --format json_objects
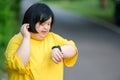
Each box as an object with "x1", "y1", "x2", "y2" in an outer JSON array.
[
  {"x1": 45, "y1": 0, "x2": 115, "y2": 24},
  {"x1": 0, "y1": 0, "x2": 20, "y2": 77}
]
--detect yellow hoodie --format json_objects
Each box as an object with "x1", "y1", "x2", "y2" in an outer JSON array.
[{"x1": 5, "y1": 32, "x2": 78, "y2": 80}]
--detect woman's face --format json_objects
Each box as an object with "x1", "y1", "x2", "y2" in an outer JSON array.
[{"x1": 35, "y1": 17, "x2": 52, "y2": 39}]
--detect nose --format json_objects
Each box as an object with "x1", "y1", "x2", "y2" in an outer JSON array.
[
  {"x1": 43, "y1": 24, "x2": 48, "y2": 29},
  {"x1": 44, "y1": 25, "x2": 48, "y2": 29}
]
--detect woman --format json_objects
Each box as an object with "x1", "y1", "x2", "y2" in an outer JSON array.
[{"x1": 5, "y1": 2, "x2": 78, "y2": 80}]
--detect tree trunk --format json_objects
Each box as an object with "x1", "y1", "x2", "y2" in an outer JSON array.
[{"x1": 101, "y1": 0, "x2": 108, "y2": 9}]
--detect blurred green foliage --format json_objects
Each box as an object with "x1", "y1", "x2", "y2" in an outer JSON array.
[
  {"x1": 44, "y1": 0, "x2": 115, "y2": 23},
  {"x1": 0, "y1": 0, "x2": 20, "y2": 77},
  {"x1": 43, "y1": 0, "x2": 82, "y2": 1}
]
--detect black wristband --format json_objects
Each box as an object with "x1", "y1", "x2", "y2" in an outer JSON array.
[{"x1": 52, "y1": 45, "x2": 62, "y2": 52}]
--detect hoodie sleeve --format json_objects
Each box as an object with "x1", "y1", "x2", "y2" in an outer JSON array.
[
  {"x1": 5, "y1": 34, "x2": 29, "y2": 74},
  {"x1": 52, "y1": 32, "x2": 78, "y2": 67}
]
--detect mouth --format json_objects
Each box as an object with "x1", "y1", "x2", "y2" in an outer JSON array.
[{"x1": 41, "y1": 31, "x2": 47, "y2": 34}]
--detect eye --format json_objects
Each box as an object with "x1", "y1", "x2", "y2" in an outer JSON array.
[
  {"x1": 48, "y1": 23, "x2": 51, "y2": 26},
  {"x1": 41, "y1": 23, "x2": 45, "y2": 26}
]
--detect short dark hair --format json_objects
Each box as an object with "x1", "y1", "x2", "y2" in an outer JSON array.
[{"x1": 22, "y1": 3, "x2": 54, "y2": 33}]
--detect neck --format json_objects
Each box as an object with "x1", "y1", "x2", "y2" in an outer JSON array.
[{"x1": 30, "y1": 32, "x2": 44, "y2": 41}]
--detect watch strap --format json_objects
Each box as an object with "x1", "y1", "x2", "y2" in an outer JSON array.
[{"x1": 52, "y1": 45, "x2": 62, "y2": 52}]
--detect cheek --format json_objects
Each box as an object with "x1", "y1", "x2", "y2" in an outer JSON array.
[
  {"x1": 48, "y1": 26, "x2": 51, "y2": 30},
  {"x1": 35, "y1": 26, "x2": 41, "y2": 32}
]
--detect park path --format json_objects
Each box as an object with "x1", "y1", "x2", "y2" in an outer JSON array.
[{"x1": 51, "y1": 6, "x2": 120, "y2": 80}]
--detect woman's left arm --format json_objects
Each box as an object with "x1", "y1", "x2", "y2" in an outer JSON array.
[{"x1": 61, "y1": 44, "x2": 77, "y2": 58}]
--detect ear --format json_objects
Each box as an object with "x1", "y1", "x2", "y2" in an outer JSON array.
[{"x1": 35, "y1": 23, "x2": 40, "y2": 33}]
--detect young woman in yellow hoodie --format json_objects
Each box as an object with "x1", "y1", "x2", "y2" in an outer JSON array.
[{"x1": 5, "y1": 2, "x2": 78, "y2": 80}]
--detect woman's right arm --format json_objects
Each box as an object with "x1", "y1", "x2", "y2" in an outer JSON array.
[{"x1": 16, "y1": 24, "x2": 30, "y2": 66}]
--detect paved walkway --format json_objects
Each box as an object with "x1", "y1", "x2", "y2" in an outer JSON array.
[
  {"x1": 1, "y1": 1, "x2": 120, "y2": 80},
  {"x1": 51, "y1": 6, "x2": 120, "y2": 80}
]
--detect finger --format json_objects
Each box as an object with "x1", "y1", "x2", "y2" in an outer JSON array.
[
  {"x1": 56, "y1": 48, "x2": 63, "y2": 58},
  {"x1": 26, "y1": 24, "x2": 29, "y2": 28},
  {"x1": 58, "y1": 50, "x2": 63, "y2": 58},
  {"x1": 21, "y1": 24, "x2": 26, "y2": 30},
  {"x1": 52, "y1": 57, "x2": 59, "y2": 64},
  {"x1": 22, "y1": 24, "x2": 29, "y2": 31},
  {"x1": 24, "y1": 24, "x2": 29, "y2": 28},
  {"x1": 55, "y1": 50, "x2": 63, "y2": 61},
  {"x1": 53, "y1": 53, "x2": 61, "y2": 62}
]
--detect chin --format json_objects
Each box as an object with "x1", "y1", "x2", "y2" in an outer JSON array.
[{"x1": 41, "y1": 34, "x2": 47, "y2": 39}]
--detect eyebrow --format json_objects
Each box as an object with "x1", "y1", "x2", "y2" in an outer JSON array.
[{"x1": 44, "y1": 20, "x2": 52, "y2": 23}]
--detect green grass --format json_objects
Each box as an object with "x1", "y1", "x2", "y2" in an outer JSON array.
[{"x1": 45, "y1": 0, "x2": 115, "y2": 23}]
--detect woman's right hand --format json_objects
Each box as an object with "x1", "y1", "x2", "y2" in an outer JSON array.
[
  {"x1": 51, "y1": 48, "x2": 63, "y2": 64},
  {"x1": 20, "y1": 24, "x2": 30, "y2": 38}
]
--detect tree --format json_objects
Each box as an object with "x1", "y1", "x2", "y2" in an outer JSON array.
[
  {"x1": 101, "y1": 0, "x2": 109, "y2": 9},
  {"x1": 115, "y1": 0, "x2": 120, "y2": 26}
]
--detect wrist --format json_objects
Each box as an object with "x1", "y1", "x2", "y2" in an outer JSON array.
[
  {"x1": 52, "y1": 45, "x2": 62, "y2": 53},
  {"x1": 23, "y1": 36, "x2": 30, "y2": 40}
]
